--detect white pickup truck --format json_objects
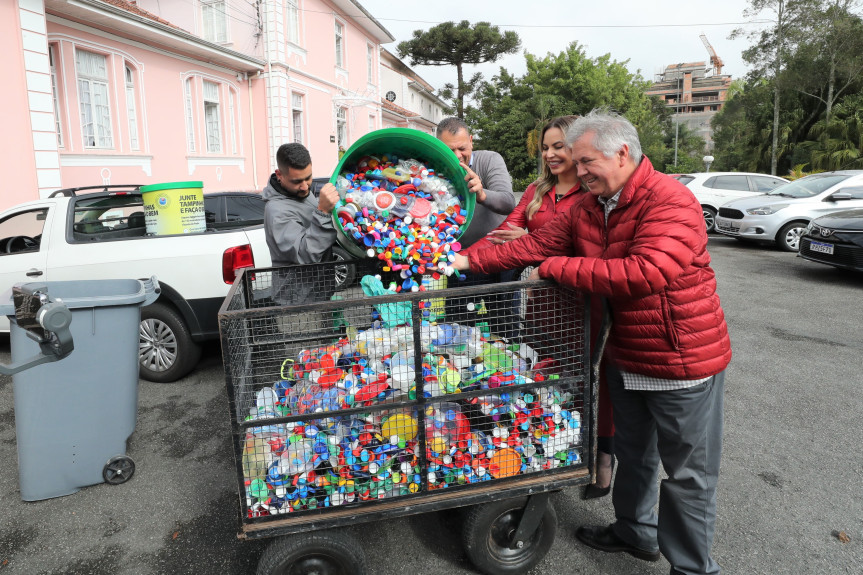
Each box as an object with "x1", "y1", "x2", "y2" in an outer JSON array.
[{"x1": 0, "y1": 184, "x2": 272, "y2": 383}]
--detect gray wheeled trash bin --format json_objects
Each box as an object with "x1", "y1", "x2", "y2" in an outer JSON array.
[{"x1": 0, "y1": 277, "x2": 159, "y2": 501}]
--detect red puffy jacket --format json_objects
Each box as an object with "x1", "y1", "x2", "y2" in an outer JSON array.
[{"x1": 469, "y1": 156, "x2": 732, "y2": 380}]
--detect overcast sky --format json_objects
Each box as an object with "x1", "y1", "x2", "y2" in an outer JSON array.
[{"x1": 360, "y1": 0, "x2": 774, "y2": 91}]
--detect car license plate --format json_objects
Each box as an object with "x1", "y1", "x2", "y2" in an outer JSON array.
[
  {"x1": 717, "y1": 219, "x2": 740, "y2": 232},
  {"x1": 809, "y1": 240, "x2": 834, "y2": 255}
]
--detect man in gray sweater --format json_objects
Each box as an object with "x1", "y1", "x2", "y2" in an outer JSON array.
[
  {"x1": 436, "y1": 117, "x2": 516, "y2": 249},
  {"x1": 437, "y1": 117, "x2": 517, "y2": 336}
]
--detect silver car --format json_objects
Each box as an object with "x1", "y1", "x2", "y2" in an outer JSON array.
[
  {"x1": 674, "y1": 172, "x2": 788, "y2": 233},
  {"x1": 714, "y1": 171, "x2": 863, "y2": 251}
]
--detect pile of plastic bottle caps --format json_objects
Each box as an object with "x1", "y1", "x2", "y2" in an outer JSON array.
[
  {"x1": 241, "y1": 322, "x2": 583, "y2": 516},
  {"x1": 333, "y1": 154, "x2": 468, "y2": 292}
]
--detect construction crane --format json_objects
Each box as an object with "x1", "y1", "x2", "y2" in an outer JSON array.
[{"x1": 700, "y1": 34, "x2": 724, "y2": 75}]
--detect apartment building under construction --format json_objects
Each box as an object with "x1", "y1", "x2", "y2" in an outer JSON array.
[{"x1": 645, "y1": 36, "x2": 733, "y2": 150}]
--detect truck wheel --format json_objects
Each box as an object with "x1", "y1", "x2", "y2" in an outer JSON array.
[
  {"x1": 332, "y1": 246, "x2": 356, "y2": 291},
  {"x1": 256, "y1": 531, "x2": 366, "y2": 575},
  {"x1": 461, "y1": 497, "x2": 557, "y2": 575},
  {"x1": 139, "y1": 302, "x2": 201, "y2": 383}
]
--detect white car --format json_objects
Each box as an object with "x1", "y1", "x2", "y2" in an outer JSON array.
[
  {"x1": 674, "y1": 172, "x2": 789, "y2": 233},
  {"x1": 714, "y1": 171, "x2": 863, "y2": 251},
  {"x1": 0, "y1": 185, "x2": 271, "y2": 382}
]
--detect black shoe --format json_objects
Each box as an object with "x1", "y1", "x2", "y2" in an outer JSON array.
[
  {"x1": 582, "y1": 483, "x2": 611, "y2": 500},
  {"x1": 575, "y1": 524, "x2": 661, "y2": 562},
  {"x1": 582, "y1": 456, "x2": 615, "y2": 500}
]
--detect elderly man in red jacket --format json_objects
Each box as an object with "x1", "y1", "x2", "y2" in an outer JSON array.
[{"x1": 453, "y1": 109, "x2": 731, "y2": 575}]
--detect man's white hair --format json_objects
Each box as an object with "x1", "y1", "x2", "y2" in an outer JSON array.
[{"x1": 565, "y1": 108, "x2": 642, "y2": 166}]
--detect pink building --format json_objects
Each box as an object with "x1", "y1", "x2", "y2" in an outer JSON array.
[
  {"x1": 379, "y1": 47, "x2": 447, "y2": 134},
  {"x1": 1, "y1": 0, "x2": 398, "y2": 211}
]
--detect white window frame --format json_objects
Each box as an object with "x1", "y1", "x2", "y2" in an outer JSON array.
[
  {"x1": 203, "y1": 80, "x2": 222, "y2": 153},
  {"x1": 334, "y1": 20, "x2": 345, "y2": 68},
  {"x1": 125, "y1": 65, "x2": 139, "y2": 151},
  {"x1": 202, "y1": 0, "x2": 228, "y2": 44},
  {"x1": 49, "y1": 44, "x2": 63, "y2": 148},
  {"x1": 76, "y1": 49, "x2": 113, "y2": 149},
  {"x1": 286, "y1": 0, "x2": 299, "y2": 45},
  {"x1": 292, "y1": 92, "x2": 304, "y2": 144},
  {"x1": 336, "y1": 106, "x2": 347, "y2": 149},
  {"x1": 184, "y1": 78, "x2": 196, "y2": 153},
  {"x1": 228, "y1": 88, "x2": 237, "y2": 154}
]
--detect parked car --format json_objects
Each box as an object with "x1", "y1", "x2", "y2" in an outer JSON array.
[
  {"x1": 204, "y1": 191, "x2": 266, "y2": 230},
  {"x1": 714, "y1": 171, "x2": 863, "y2": 251},
  {"x1": 0, "y1": 185, "x2": 271, "y2": 383},
  {"x1": 798, "y1": 208, "x2": 863, "y2": 272},
  {"x1": 673, "y1": 172, "x2": 789, "y2": 233},
  {"x1": 205, "y1": 186, "x2": 356, "y2": 289}
]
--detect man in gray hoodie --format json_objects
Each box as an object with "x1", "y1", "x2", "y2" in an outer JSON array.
[{"x1": 262, "y1": 142, "x2": 339, "y2": 304}]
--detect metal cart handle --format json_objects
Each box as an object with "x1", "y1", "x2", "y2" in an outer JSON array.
[
  {"x1": 591, "y1": 297, "x2": 612, "y2": 374},
  {"x1": 0, "y1": 287, "x2": 74, "y2": 376}
]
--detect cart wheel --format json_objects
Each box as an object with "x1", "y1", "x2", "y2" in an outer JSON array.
[
  {"x1": 256, "y1": 531, "x2": 367, "y2": 575},
  {"x1": 103, "y1": 455, "x2": 136, "y2": 485},
  {"x1": 461, "y1": 497, "x2": 557, "y2": 575}
]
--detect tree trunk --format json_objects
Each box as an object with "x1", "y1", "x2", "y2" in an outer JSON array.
[
  {"x1": 456, "y1": 63, "x2": 465, "y2": 119},
  {"x1": 771, "y1": 0, "x2": 785, "y2": 176},
  {"x1": 826, "y1": 54, "x2": 836, "y2": 123}
]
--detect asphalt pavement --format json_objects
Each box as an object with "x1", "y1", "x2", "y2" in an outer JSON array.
[{"x1": 1, "y1": 236, "x2": 862, "y2": 575}]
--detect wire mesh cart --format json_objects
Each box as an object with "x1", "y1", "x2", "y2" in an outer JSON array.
[{"x1": 219, "y1": 261, "x2": 607, "y2": 575}]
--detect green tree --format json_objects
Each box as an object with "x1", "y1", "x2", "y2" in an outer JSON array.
[
  {"x1": 718, "y1": 1, "x2": 863, "y2": 175},
  {"x1": 663, "y1": 122, "x2": 707, "y2": 174},
  {"x1": 468, "y1": 43, "x2": 663, "y2": 182},
  {"x1": 789, "y1": 0, "x2": 863, "y2": 123},
  {"x1": 804, "y1": 93, "x2": 863, "y2": 169},
  {"x1": 733, "y1": 0, "x2": 818, "y2": 173},
  {"x1": 397, "y1": 21, "x2": 521, "y2": 119}
]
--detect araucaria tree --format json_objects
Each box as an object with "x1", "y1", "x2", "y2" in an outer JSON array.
[{"x1": 397, "y1": 21, "x2": 521, "y2": 119}]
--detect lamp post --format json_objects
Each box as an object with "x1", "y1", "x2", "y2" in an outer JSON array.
[{"x1": 703, "y1": 155, "x2": 715, "y2": 172}]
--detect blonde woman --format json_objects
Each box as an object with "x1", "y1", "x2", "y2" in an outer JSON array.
[{"x1": 465, "y1": 115, "x2": 582, "y2": 250}]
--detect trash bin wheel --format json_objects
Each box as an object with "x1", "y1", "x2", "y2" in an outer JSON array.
[
  {"x1": 139, "y1": 302, "x2": 202, "y2": 383},
  {"x1": 256, "y1": 530, "x2": 366, "y2": 575},
  {"x1": 461, "y1": 496, "x2": 557, "y2": 575},
  {"x1": 103, "y1": 455, "x2": 136, "y2": 485}
]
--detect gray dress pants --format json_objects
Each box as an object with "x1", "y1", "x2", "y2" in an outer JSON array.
[{"x1": 606, "y1": 362, "x2": 725, "y2": 575}]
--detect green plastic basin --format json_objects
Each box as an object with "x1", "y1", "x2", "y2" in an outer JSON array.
[{"x1": 330, "y1": 128, "x2": 473, "y2": 258}]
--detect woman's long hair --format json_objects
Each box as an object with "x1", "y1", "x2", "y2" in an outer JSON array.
[{"x1": 525, "y1": 115, "x2": 579, "y2": 221}]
